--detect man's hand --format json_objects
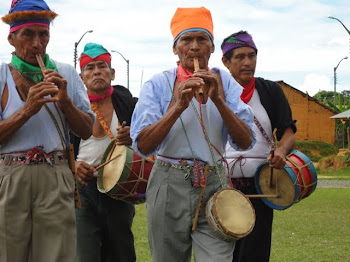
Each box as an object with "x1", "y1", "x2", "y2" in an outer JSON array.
[
  {"x1": 267, "y1": 149, "x2": 287, "y2": 169},
  {"x1": 193, "y1": 70, "x2": 220, "y2": 103},
  {"x1": 43, "y1": 69, "x2": 69, "y2": 104},
  {"x1": 23, "y1": 81, "x2": 59, "y2": 116},
  {"x1": 175, "y1": 78, "x2": 202, "y2": 110},
  {"x1": 116, "y1": 123, "x2": 132, "y2": 146},
  {"x1": 75, "y1": 161, "x2": 96, "y2": 186}
]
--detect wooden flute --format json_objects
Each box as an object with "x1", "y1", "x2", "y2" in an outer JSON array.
[
  {"x1": 193, "y1": 57, "x2": 203, "y2": 95},
  {"x1": 36, "y1": 54, "x2": 46, "y2": 73}
]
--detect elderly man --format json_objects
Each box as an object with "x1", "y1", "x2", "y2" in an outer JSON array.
[
  {"x1": 0, "y1": 1, "x2": 94, "y2": 261},
  {"x1": 221, "y1": 31, "x2": 296, "y2": 262},
  {"x1": 131, "y1": 7, "x2": 255, "y2": 262},
  {"x1": 74, "y1": 43, "x2": 137, "y2": 262}
]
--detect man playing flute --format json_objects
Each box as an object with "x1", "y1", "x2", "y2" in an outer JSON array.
[
  {"x1": 130, "y1": 6, "x2": 256, "y2": 262},
  {"x1": 0, "y1": 0, "x2": 94, "y2": 261}
]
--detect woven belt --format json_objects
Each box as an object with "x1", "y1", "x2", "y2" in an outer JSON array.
[
  {"x1": 154, "y1": 159, "x2": 223, "y2": 172},
  {"x1": 0, "y1": 150, "x2": 67, "y2": 165},
  {"x1": 155, "y1": 159, "x2": 225, "y2": 188}
]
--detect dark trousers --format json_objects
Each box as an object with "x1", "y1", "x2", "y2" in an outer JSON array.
[
  {"x1": 76, "y1": 179, "x2": 136, "y2": 262},
  {"x1": 232, "y1": 178, "x2": 273, "y2": 262}
]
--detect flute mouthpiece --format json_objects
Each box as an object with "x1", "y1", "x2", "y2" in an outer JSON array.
[{"x1": 193, "y1": 57, "x2": 200, "y2": 71}]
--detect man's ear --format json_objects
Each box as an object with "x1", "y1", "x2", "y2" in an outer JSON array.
[
  {"x1": 79, "y1": 72, "x2": 86, "y2": 84},
  {"x1": 111, "y1": 68, "x2": 115, "y2": 81},
  {"x1": 8, "y1": 33, "x2": 14, "y2": 46},
  {"x1": 173, "y1": 43, "x2": 177, "y2": 55},
  {"x1": 211, "y1": 43, "x2": 215, "y2": 54},
  {"x1": 221, "y1": 56, "x2": 230, "y2": 69}
]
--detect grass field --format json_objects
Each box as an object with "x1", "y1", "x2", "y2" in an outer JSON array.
[
  {"x1": 132, "y1": 187, "x2": 350, "y2": 261},
  {"x1": 318, "y1": 166, "x2": 350, "y2": 180}
]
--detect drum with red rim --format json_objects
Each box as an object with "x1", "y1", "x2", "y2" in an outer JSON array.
[
  {"x1": 254, "y1": 149, "x2": 317, "y2": 210},
  {"x1": 97, "y1": 141, "x2": 153, "y2": 204}
]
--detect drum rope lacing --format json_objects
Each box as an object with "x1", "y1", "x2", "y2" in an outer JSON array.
[
  {"x1": 285, "y1": 155, "x2": 317, "y2": 201},
  {"x1": 206, "y1": 193, "x2": 233, "y2": 241}
]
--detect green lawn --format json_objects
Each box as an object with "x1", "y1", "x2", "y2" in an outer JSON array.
[
  {"x1": 318, "y1": 166, "x2": 350, "y2": 180},
  {"x1": 132, "y1": 188, "x2": 350, "y2": 261},
  {"x1": 270, "y1": 188, "x2": 350, "y2": 262}
]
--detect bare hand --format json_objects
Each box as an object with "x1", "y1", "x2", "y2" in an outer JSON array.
[
  {"x1": 176, "y1": 78, "x2": 204, "y2": 110},
  {"x1": 23, "y1": 81, "x2": 59, "y2": 115},
  {"x1": 267, "y1": 149, "x2": 286, "y2": 169},
  {"x1": 76, "y1": 161, "x2": 96, "y2": 186},
  {"x1": 43, "y1": 69, "x2": 69, "y2": 103},
  {"x1": 116, "y1": 124, "x2": 132, "y2": 145},
  {"x1": 193, "y1": 70, "x2": 220, "y2": 102}
]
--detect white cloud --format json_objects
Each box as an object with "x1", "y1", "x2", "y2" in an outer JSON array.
[
  {"x1": 1, "y1": 0, "x2": 350, "y2": 98},
  {"x1": 300, "y1": 74, "x2": 332, "y2": 96}
]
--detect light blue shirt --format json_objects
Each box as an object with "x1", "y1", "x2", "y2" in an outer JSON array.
[
  {"x1": 0, "y1": 60, "x2": 94, "y2": 153},
  {"x1": 130, "y1": 67, "x2": 256, "y2": 165}
]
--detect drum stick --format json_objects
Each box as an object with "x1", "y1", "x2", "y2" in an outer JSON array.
[
  {"x1": 95, "y1": 153, "x2": 121, "y2": 171},
  {"x1": 193, "y1": 57, "x2": 203, "y2": 95},
  {"x1": 246, "y1": 194, "x2": 279, "y2": 198}
]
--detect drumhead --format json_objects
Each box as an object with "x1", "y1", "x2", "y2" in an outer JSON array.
[
  {"x1": 97, "y1": 141, "x2": 126, "y2": 193},
  {"x1": 256, "y1": 164, "x2": 296, "y2": 208},
  {"x1": 215, "y1": 189, "x2": 255, "y2": 237},
  {"x1": 207, "y1": 188, "x2": 255, "y2": 241}
]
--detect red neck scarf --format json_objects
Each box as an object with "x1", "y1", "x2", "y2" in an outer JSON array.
[
  {"x1": 88, "y1": 86, "x2": 113, "y2": 102},
  {"x1": 240, "y1": 77, "x2": 255, "y2": 104}
]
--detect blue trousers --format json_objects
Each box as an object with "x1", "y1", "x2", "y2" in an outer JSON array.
[{"x1": 76, "y1": 179, "x2": 136, "y2": 262}]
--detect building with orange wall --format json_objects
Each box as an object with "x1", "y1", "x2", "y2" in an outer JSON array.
[{"x1": 277, "y1": 81, "x2": 337, "y2": 145}]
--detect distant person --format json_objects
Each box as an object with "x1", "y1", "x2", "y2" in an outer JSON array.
[
  {"x1": 0, "y1": 0, "x2": 94, "y2": 261},
  {"x1": 130, "y1": 7, "x2": 256, "y2": 262},
  {"x1": 221, "y1": 31, "x2": 296, "y2": 262},
  {"x1": 74, "y1": 43, "x2": 137, "y2": 262}
]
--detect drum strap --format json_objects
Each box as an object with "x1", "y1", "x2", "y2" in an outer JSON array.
[
  {"x1": 192, "y1": 165, "x2": 209, "y2": 231},
  {"x1": 254, "y1": 116, "x2": 276, "y2": 151},
  {"x1": 90, "y1": 102, "x2": 115, "y2": 140}
]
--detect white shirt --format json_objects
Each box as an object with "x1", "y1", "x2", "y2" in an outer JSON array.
[
  {"x1": 77, "y1": 111, "x2": 118, "y2": 167},
  {"x1": 225, "y1": 90, "x2": 273, "y2": 178}
]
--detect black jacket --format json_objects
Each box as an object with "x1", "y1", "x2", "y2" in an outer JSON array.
[{"x1": 72, "y1": 85, "x2": 138, "y2": 158}]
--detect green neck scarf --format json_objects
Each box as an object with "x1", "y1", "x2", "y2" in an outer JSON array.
[{"x1": 11, "y1": 54, "x2": 57, "y2": 83}]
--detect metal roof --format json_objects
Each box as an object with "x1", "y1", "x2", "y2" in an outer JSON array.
[{"x1": 330, "y1": 109, "x2": 350, "y2": 120}]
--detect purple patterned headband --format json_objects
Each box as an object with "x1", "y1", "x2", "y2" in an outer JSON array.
[{"x1": 221, "y1": 31, "x2": 257, "y2": 56}]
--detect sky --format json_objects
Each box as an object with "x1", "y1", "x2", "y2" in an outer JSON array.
[{"x1": 1, "y1": 0, "x2": 350, "y2": 98}]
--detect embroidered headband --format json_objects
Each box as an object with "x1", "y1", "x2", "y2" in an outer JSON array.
[
  {"x1": 221, "y1": 31, "x2": 258, "y2": 56},
  {"x1": 1, "y1": 0, "x2": 57, "y2": 33}
]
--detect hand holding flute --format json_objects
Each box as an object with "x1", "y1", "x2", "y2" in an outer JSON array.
[{"x1": 36, "y1": 54, "x2": 68, "y2": 100}]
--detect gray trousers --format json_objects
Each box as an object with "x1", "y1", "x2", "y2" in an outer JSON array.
[
  {"x1": 0, "y1": 161, "x2": 76, "y2": 262},
  {"x1": 146, "y1": 164, "x2": 235, "y2": 262}
]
